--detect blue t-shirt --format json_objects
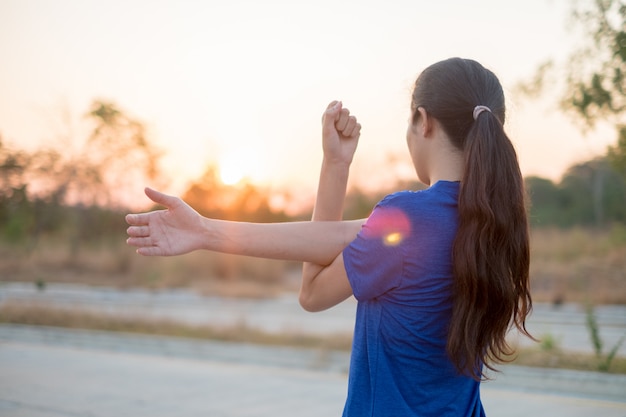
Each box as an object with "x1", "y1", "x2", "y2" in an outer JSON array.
[{"x1": 342, "y1": 181, "x2": 484, "y2": 417}]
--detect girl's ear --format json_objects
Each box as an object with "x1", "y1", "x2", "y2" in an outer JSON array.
[{"x1": 417, "y1": 107, "x2": 433, "y2": 137}]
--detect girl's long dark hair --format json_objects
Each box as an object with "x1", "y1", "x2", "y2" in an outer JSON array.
[{"x1": 412, "y1": 58, "x2": 533, "y2": 380}]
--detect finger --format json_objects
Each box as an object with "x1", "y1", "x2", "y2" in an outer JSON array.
[
  {"x1": 325, "y1": 100, "x2": 340, "y2": 112},
  {"x1": 322, "y1": 101, "x2": 342, "y2": 135},
  {"x1": 144, "y1": 187, "x2": 180, "y2": 209},
  {"x1": 136, "y1": 246, "x2": 165, "y2": 256},
  {"x1": 342, "y1": 116, "x2": 358, "y2": 137},
  {"x1": 126, "y1": 236, "x2": 154, "y2": 248},
  {"x1": 126, "y1": 225, "x2": 150, "y2": 238},
  {"x1": 335, "y1": 108, "x2": 350, "y2": 131},
  {"x1": 322, "y1": 100, "x2": 342, "y2": 121},
  {"x1": 125, "y1": 213, "x2": 150, "y2": 226},
  {"x1": 344, "y1": 122, "x2": 362, "y2": 140}
]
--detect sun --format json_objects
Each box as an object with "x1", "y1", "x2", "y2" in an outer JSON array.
[
  {"x1": 218, "y1": 150, "x2": 267, "y2": 186},
  {"x1": 220, "y1": 160, "x2": 247, "y2": 185}
]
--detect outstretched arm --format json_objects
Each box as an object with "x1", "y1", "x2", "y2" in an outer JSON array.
[
  {"x1": 126, "y1": 187, "x2": 360, "y2": 265},
  {"x1": 299, "y1": 101, "x2": 364, "y2": 312}
]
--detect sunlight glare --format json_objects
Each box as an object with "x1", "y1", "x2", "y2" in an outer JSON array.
[
  {"x1": 219, "y1": 149, "x2": 267, "y2": 186},
  {"x1": 220, "y1": 163, "x2": 245, "y2": 185}
]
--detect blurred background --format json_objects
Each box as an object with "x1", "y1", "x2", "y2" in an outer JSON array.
[{"x1": 1, "y1": 0, "x2": 625, "y2": 376}]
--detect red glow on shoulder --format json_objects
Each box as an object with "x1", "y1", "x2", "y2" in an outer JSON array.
[{"x1": 362, "y1": 207, "x2": 412, "y2": 246}]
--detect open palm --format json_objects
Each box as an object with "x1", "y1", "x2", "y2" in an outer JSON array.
[{"x1": 126, "y1": 188, "x2": 206, "y2": 256}]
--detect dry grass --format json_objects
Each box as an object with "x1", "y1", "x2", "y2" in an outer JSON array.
[
  {"x1": 0, "y1": 302, "x2": 353, "y2": 351},
  {"x1": 504, "y1": 346, "x2": 626, "y2": 375},
  {"x1": 1, "y1": 225, "x2": 625, "y2": 303},
  {"x1": 529, "y1": 226, "x2": 626, "y2": 305},
  {"x1": 0, "y1": 236, "x2": 299, "y2": 298}
]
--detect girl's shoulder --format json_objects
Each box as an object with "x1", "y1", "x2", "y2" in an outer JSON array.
[{"x1": 377, "y1": 181, "x2": 459, "y2": 209}]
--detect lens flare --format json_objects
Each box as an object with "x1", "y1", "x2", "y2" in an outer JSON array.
[
  {"x1": 384, "y1": 232, "x2": 403, "y2": 246},
  {"x1": 362, "y1": 206, "x2": 411, "y2": 247}
]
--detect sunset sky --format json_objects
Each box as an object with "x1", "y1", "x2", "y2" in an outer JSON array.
[{"x1": 0, "y1": 0, "x2": 617, "y2": 205}]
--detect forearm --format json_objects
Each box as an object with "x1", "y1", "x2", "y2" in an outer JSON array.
[
  {"x1": 303, "y1": 159, "x2": 351, "y2": 277},
  {"x1": 301, "y1": 159, "x2": 354, "y2": 306},
  {"x1": 311, "y1": 159, "x2": 351, "y2": 221},
  {"x1": 202, "y1": 217, "x2": 361, "y2": 265}
]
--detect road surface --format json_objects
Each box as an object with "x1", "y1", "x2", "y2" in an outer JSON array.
[{"x1": 1, "y1": 325, "x2": 625, "y2": 417}]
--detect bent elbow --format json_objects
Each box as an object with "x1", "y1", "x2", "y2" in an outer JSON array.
[
  {"x1": 298, "y1": 290, "x2": 333, "y2": 313},
  {"x1": 298, "y1": 291, "x2": 317, "y2": 312}
]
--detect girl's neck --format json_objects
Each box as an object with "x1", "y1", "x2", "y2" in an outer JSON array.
[{"x1": 428, "y1": 148, "x2": 464, "y2": 185}]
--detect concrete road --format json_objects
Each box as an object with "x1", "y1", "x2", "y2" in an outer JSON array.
[
  {"x1": 1, "y1": 325, "x2": 625, "y2": 417},
  {"x1": 2, "y1": 282, "x2": 625, "y2": 355}
]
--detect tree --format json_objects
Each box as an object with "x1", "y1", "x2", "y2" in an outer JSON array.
[
  {"x1": 525, "y1": 176, "x2": 563, "y2": 226},
  {"x1": 525, "y1": 157, "x2": 626, "y2": 227},
  {"x1": 0, "y1": 100, "x2": 164, "y2": 248},
  {"x1": 520, "y1": 0, "x2": 626, "y2": 177},
  {"x1": 82, "y1": 100, "x2": 162, "y2": 207},
  {"x1": 0, "y1": 137, "x2": 32, "y2": 241},
  {"x1": 182, "y1": 165, "x2": 289, "y2": 223}
]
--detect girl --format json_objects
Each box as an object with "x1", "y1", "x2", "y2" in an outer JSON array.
[{"x1": 126, "y1": 57, "x2": 533, "y2": 416}]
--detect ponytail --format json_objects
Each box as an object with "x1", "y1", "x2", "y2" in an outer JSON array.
[
  {"x1": 448, "y1": 112, "x2": 533, "y2": 380},
  {"x1": 411, "y1": 58, "x2": 534, "y2": 380}
]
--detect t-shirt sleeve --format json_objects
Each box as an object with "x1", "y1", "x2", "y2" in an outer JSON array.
[{"x1": 343, "y1": 195, "x2": 412, "y2": 301}]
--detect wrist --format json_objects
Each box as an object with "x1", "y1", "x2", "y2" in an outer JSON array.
[
  {"x1": 321, "y1": 157, "x2": 351, "y2": 174},
  {"x1": 198, "y1": 216, "x2": 219, "y2": 252},
  {"x1": 319, "y1": 158, "x2": 350, "y2": 191}
]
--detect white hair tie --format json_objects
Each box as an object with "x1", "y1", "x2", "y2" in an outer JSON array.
[{"x1": 473, "y1": 105, "x2": 492, "y2": 120}]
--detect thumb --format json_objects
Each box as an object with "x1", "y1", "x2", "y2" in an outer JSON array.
[
  {"x1": 322, "y1": 100, "x2": 342, "y2": 134},
  {"x1": 144, "y1": 187, "x2": 179, "y2": 209}
]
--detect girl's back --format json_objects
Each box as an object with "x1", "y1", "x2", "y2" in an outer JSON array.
[{"x1": 343, "y1": 181, "x2": 484, "y2": 416}]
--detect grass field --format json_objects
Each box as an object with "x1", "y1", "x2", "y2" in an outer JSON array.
[{"x1": 529, "y1": 225, "x2": 626, "y2": 304}]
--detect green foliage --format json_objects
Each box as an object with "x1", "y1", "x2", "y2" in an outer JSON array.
[
  {"x1": 520, "y1": 0, "x2": 626, "y2": 178},
  {"x1": 526, "y1": 157, "x2": 626, "y2": 227},
  {"x1": 539, "y1": 333, "x2": 560, "y2": 352},
  {"x1": 585, "y1": 303, "x2": 626, "y2": 372},
  {"x1": 609, "y1": 222, "x2": 626, "y2": 244},
  {"x1": 35, "y1": 280, "x2": 46, "y2": 291},
  {"x1": 0, "y1": 100, "x2": 163, "y2": 246},
  {"x1": 608, "y1": 125, "x2": 626, "y2": 177},
  {"x1": 603, "y1": 335, "x2": 626, "y2": 371},
  {"x1": 586, "y1": 304, "x2": 604, "y2": 356},
  {"x1": 85, "y1": 100, "x2": 161, "y2": 193},
  {"x1": 564, "y1": 0, "x2": 626, "y2": 124}
]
